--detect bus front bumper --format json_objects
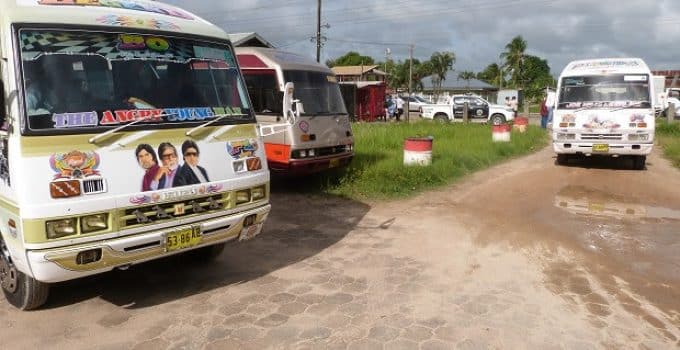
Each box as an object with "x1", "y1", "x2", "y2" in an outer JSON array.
[
  {"x1": 553, "y1": 142, "x2": 653, "y2": 156},
  {"x1": 26, "y1": 204, "x2": 270, "y2": 283},
  {"x1": 269, "y1": 153, "x2": 353, "y2": 175}
]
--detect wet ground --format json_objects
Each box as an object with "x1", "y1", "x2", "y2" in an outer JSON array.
[{"x1": 1, "y1": 145, "x2": 679, "y2": 349}]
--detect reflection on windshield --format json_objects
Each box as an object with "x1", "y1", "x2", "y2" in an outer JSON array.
[
  {"x1": 20, "y1": 29, "x2": 252, "y2": 133},
  {"x1": 283, "y1": 70, "x2": 347, "y2": 116},
  {"x1": 558, "y1": 74, "x2": 651, "y2": 110}
]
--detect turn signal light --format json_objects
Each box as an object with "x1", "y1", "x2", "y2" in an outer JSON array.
[
  {"x1": 559, "y1": 123, "x2": 568, "y2": 128},
  {"x1": 76, "y1": 249, "x2": 102, "y2": 265},
  {"x1": 637, "y1": 123, "x2": 647, "y2": 128},
  {"x1": 50, "y1": 180, "x2": 81, "y2": 198}
]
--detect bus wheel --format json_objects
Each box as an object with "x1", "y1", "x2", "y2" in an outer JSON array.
[
  {"x1": 556, "y1": 154, "x2": 569, "y2": 165},
  {"x1": 189, "y1": 243, "x2": 226, "y2": 263},
  {"x1": 0, "y1": 237, "x2": 49, "y2": 310},
  {"x1": 632, "y1": 155, "x2": 646, "y2": 170},
  {"x1": 490, "y1": 114, "x2": 505, "y2": 125}
]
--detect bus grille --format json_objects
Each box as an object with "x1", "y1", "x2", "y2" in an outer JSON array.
[
  {"x1": 121, "y1": 194, "x2": 229, "y2": 228},
  {"x1": 83, "y1": 178, "x2": 106, "y2": 194},
  {"x1": 581, "y1": 134, "x2": 623, "y2": 141},
  {"x1": 316, "y1": 145, "x2": 348, "y2": 157}
]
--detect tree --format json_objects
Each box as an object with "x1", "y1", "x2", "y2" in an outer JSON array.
[
  {"x1": 500, "y1": 36, "x2": 527, "y2": 88},
  {"x1": 326, "y1": 51, "x2": 375, "y2": 67},
  {"x1": 477, "y1": 63, "x2": 505, "y2": 87},
  {"x1": 429, "y1": 51, "x2": 456, "y2": 102},
  {"x1": 458, "y1": 71, "x2": 476, "y2": 92},
  {"x1": 519, "y1": 55, "x2": 556, "y2": 102}
]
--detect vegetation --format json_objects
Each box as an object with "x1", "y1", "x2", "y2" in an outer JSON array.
[
  {"x1": 326, "y1": 51, "x2": 375, "y2": 67},
  {"x1": 283, "y1": 122, "x2": 549, "y2": 200},
  {"x1": 657, "y1": 121, "x2": 680, "y2": 168},
  {"x1": 458, "y1": 71, "x2": 476, "y2": 92}
]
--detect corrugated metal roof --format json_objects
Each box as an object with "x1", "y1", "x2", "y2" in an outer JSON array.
[{"x1": 331, "y1": 65, "x2": 382, "y2": 76}]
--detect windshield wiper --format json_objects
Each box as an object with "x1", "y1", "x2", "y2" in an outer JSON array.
[
  {"x1": 88, "y1": 112, "x2": 177, "y2": 145},
  {"x1": 185, "y1": 113, "x2": 247, "y2": 137}
]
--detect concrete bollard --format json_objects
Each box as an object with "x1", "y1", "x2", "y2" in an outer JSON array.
[
  {"x1": 513, "y1": 116, "x2": 529, "y2": 133},
  {"x1": 404, "y1": 137, "x2": 433, "y2": 166},
  {"x1": 492, "y1": 124, "x2": 511, "y2": 142}
]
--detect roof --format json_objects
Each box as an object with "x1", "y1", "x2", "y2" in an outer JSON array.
[
  {"x1": 1, "y1": 0, "x2": 226, "y2": 39},
  {"x1": 561, "y1": 58, "x2": 651, "y2": 76},
  {"x1": 339, "y1": 81, "x2": 385, "y2": 88},
  {"x1": 235, "y1": 46, "x2": 331, "y2": 74},
  {"x1": 331, "y1": 65, "x2": 384, "y2": 76},
  {"x1": 229, "y1": 32, "x2": 275, "y2": 48},
  {"x1": 421, "y1": 72, "x2": 498, "y2": 90}
]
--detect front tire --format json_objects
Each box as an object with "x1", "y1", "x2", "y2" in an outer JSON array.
[
  {"x1": 490, "y1": 114, "x2": 506, "y2": 125},
  {"x1": 632, "y1": 155, "x2": 646, "y2": 170},
  {"x1": 0, "y1": 237, "x2": 49, "y2": 310},
  {"x1": 556, "y1": 154, "x2": 569, "y2": 166},
  {"x1": 433, "y1": 114, "x2": 448, "y2": 123}
]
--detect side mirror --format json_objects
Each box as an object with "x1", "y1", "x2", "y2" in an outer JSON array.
[
  {"x1": 0, "y1": 80, "x2": 5, "y2": 124},
  {"x1": 282, "y1": 82, "x2": 296, "y2": 124}
]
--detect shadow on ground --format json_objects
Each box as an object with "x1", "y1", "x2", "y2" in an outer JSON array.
[
  {"x1": 554, "y1": 154, "x2": 651, "y2": 171},
  {"x1": 43, "y1": 192, "x2": 370, "y2": 309}
]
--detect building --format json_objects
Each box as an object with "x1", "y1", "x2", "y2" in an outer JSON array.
[
  {"x1": 228, "y1": 32, "x2": 274, "y2": 48},
  {"x1": 420, "y1": 72, "x2": 499, "y2": 102},
  {"x1": 330, "y1": 66, "x2": 387, "y2": 83},
  {"x1": 651, "y1": 70, "x2": 680, "y2": 89}
]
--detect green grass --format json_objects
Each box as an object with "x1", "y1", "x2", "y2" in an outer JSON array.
[
  {"x1": 285, "y1": 121, "x2": 549, "y2": 201},
  {"x1": 657, "y1": 121, "x2": 680, "y2": 168}
]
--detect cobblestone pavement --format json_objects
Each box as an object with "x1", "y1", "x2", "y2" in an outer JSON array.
[{"x1": 1, "y1": 147, "x2": 679, "y2": 349}]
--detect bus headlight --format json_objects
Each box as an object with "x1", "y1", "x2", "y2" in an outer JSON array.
[
  {"x1": 557, "y1": 133, "x2": 576, "y2": 140},
  {"x1": 81, "y1": 213, "x2": 109, "y2": 233},
  {"x1": 308, "y1": 149, "x2": 315, "y2": 157},
  {"x1": 629, "y1": 134, "x2": 649, "y2": 141},
  {"x1": 46, "y1": 218, "x2": 77, "y2": 239},
  {"x1": 251, "y1": 186, "x2": 266, "y2": 201},
  {"x1": 236, "y1": 189, "x2": 251, "y2": 205}
]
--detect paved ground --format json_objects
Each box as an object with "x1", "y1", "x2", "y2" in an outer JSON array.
[{"x1": 1, "y1": 145, "x2": 679, "y2": 349}]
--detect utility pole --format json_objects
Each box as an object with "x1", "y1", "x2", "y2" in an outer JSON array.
[
  {"x1": 316, "y1": 0, "x2": 321, "y2": 62},
  {"x1": 407, "y1": 44, "x2": 414, "y2": 123}
]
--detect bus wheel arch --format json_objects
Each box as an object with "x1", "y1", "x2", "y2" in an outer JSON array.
[{"x1": 0, "y1": 234, "x2": 49, "y2": 310}]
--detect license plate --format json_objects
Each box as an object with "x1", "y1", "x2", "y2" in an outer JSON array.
[
  {"x1": 329, "y1": 158, "x2": 340, "y2": 168},
  {"x1": 239, "y1": 223, "x2": 262, "y2": 241},
  {"x1": 165, "y1": 227, "x2": 201, "y2": 252},
  {"x1": 592, "y1": 144, "x2": 609, "y2": 153}
]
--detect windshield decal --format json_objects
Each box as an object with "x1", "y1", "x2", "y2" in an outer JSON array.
[
  {"x1": 53, "y1": 111, "x2": 99, "y2": 128},
  {"x1": 34, "y1": 0, "x2": 194, "y2": 20},
  {"x1": 50, "y1": 150, "x2": 101, "y2": 180},
  {"x1": 118, "y1": 34, "x2": 170, "y2": 52},
  {"x1": 96, "y1": 15, "x2": 180, "y2": 31},
  {"x1": 46, "y1": 107, "x2": 243, "y2": 128},
  {"x1": 583, "y1": 115, "x2": 621, "y2": 131}
]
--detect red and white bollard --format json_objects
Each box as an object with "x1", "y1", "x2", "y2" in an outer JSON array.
[
  {"x1": 404, "y1": 137, "x2": 433, "y2": 166},
  {"x1": 492, "y1": 124, "x2": 511, "y2": 142},
  {"x1": 513, "y1": 116, "x2": 529, "y2": 133}
]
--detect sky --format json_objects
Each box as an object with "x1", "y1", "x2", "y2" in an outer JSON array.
[{"x1": 163, "y1": 0, "x2": 680, "y2": 76}]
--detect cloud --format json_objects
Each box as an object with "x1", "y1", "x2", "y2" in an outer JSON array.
[{"x1": 163, "y1": 0, "x2": 680, "y2": 75}]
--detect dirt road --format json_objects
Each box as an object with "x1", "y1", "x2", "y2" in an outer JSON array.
[{"x1": 1, "y1": 146, "x2": 678, "y2": 349}]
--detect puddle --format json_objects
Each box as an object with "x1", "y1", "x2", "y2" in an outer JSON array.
[{"x1": 554, "y1": 185, "x2": 680, "y2": 221}]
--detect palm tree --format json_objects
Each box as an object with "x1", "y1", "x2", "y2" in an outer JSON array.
[
  {"x1": 429, "y1": 51, "x2": 456, "y2": 102},
  {"x1": 458, "y1": 71, "x2": 476, "y2": 92},
  {"x1": 500, "y1": 36, "x2": 527, "y2": 88}
]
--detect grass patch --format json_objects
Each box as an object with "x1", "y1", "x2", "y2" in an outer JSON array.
[
  {"x1": 656, "y1": 121, "x2": 680, "y2": 168},
  {"x1": 283, "y1": 121, "x2": 549, "y2": 200}
]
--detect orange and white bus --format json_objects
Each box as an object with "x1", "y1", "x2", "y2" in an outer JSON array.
[
  {"x1": 0, "y1": 0, "x2": 270, "y2": 309},
  {"x1": 235, "y1": 46, "x2": 354, "y2": 175}
]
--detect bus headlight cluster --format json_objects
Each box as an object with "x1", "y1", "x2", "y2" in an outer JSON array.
[
  {"x1": 251, "y1": 186, "x2": 266, "y2": 201},
  {"x1": 46, "y1": 218, "x2": 77, "y2": 239},
  {"x1": 345, "y1": 144, "x2": 353, "y2": 152},
  {"x1": 81, "y1": 213, "x2": 109, "y2": 234},
  {"x1": 556, "y1": 133, "x2": 576, "y2": 140},
  {"x1": 292, "y1": 149, "x2": 316, "y2": 159},
  {"x1": 46, "y1": 213, "x2": 110, "y2": 239}
]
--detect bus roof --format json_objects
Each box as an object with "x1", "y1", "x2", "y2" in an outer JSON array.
[
  {"x1": 0, "y1": 0, "x2": 226, "y2": 40},
  {"x1": 560, "y1": 58, "x2": 651, "y2": 77},
  {"x1": 235, "y1": 46, "x2": 332, "y2": 74}
]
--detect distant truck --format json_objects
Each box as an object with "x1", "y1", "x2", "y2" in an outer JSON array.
[
  {"x1": 420, "y1": 95, "x2": 515, "y2": 125},
  {"x1": 552, "y1": 58, "x2": 655, "y2": 170}
]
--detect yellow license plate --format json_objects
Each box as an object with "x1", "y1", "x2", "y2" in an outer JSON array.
[
  {"x1": 165, "y1": 227, "x2": 201, "y2": 252},
  {"x1": 592, "y1": 144, "x2": 609, "y2": 153},
  {"x1": 329, "y1": 158, "x2": 340, "y2": 168}
]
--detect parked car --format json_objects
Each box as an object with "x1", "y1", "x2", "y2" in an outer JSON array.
[
  {"x1": 420, "y1": 95, "x2": 514, "y2": 124},
  {"x1": 400, "y1": 95, "x2": 429, "y2": 112}
]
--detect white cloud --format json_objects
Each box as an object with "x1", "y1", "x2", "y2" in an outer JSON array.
[{"x1": 162, "y1": 0, "x2": 680, "y2": 74}]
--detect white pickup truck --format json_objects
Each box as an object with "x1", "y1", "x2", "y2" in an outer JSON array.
[{"x1": 420, "y1": 95, "x2": 515, "y2": 125}]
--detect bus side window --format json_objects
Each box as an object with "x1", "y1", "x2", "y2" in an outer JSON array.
[{"x1": 0, "y1": 78, "x2": 5, "y2": 128}]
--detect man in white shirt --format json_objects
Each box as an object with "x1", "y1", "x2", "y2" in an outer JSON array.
[
  {"x1": 395, "y1": 96, "x2": 405, "y2": 122},
  {"x1": 545, "y1": 89, "x2": 556, "y2": 124}
]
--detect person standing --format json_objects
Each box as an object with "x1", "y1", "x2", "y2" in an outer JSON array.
[
  {"x1": 540, "y1": 98, "x2": 549, "y2": 129},
  {"x1": 545, "y1": 88, "x2": 556, "y2": 126},
  {"x1": 395, "y1": 95, "x2": 404, "y2": 122}
]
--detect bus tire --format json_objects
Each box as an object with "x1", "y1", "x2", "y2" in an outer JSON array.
[
  {"x1": 490, "y1": 114, "x2": 505, "y2": 125},
  {"x1": 189, "y1": 243, "x2": 226, "y2": 263},
  {"x1": 556, "y1": 154, "x2": 569, "y2": 165},
  {"x1": 632, "y1": 155, "x2": 646, "y2": 170},
  {"x1": 0, "y1": 238, "x2": 49, "y2": 310}
]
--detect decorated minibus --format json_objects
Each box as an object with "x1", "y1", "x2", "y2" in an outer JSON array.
[
  {"x1": 0, "y1": 0, "x2": 271, "y2": 309},
  {"x1": 553, "y1": 58, "x2": 655, "y2": 170},
  {"x1": 235, "y1": 46, "x2": 354, "y2": 175}
]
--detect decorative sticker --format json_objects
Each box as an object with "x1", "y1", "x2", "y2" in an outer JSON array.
[
  {"x1": 36, "y1": 0, "x2": 194, "y2": 20},
  {"x1": 135, "y1": 140, "x2": 210, "y2": 192},
  {"x1": 630, "y1": 114, "x2": 646, "y2": 123},
  {"x1": 118, "y1": 34, "x2": 170, "y2": 52},
  {"x1": 582, "y1": 115, "x2": 621, "y2": 130},
  {"x1": 246, "y1": 158, "x2": 262, "y2": 171},
  {"x1": 298, "y1": 120, "x2": 310, "y2": 133},
  {"x1": 227, "y1": 139, "x2": 259, "y2": 160},
  {"x1": 561, "y1": 114, "x2": 576, "y2": 123},
  {"x1": 96, "y1": 15, "x2": 180, "y2": 31},
  {"x1": 50, "y1": 150, "x2": 101, "y2": 180}
]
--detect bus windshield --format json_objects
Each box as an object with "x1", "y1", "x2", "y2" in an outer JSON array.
[
  {"x1": 283, "y1": 70, "x2": 347, "y2": 116},
  {"x1": 558, "y1": 74, "x2": 651, "y2": 109},
  {"x1": 19, "y1": 29, "x2": 252, "y2": 134}
]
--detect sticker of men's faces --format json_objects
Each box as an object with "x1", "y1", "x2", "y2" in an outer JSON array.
[{"x1": 135, "y1": 140, "x2": 210, "y2": 192}]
